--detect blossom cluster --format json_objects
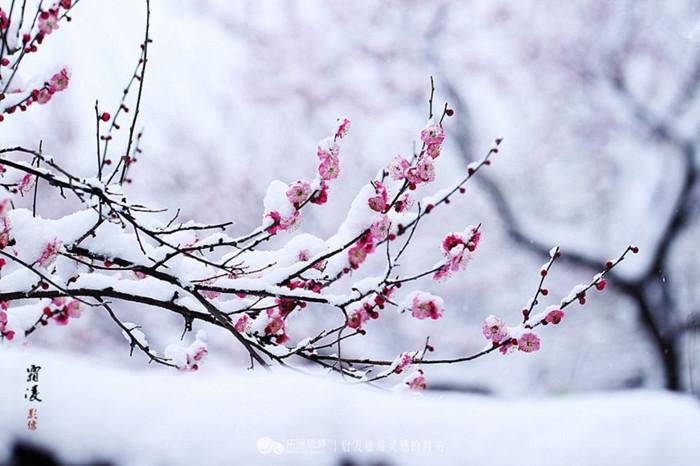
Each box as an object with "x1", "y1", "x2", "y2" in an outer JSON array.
[
  {"x1": 433, "y1": 226, "x2": 481, "y2": 281},
  {"x1": 42, "y1": 297, "x2": 82, "y2": 327},
  {"x1": 265, "y1": 118, "x2": 351, "y2": 235},
  {"x1": 1, "y1": 0, "x2": 74, "y2": 121}
]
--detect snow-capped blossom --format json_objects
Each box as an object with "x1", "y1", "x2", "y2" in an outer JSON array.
[
  {"x1": 416, "y1": 156, "x2": 435, "y2": 183},
  {"x1": 518, "y1": 333, "x2": 541, "y2": 353},
  {"x1": 420, "y1": 123, "x2": 445, "y2": 146},
  {"x1": 347, "y1": 307, "x2": 369, "y2": 330},
  {"x1": 18, "y1": 173, "x2": 35, "y2": 193},
  {"x1": 482, "y1": 315, "x2": 508, "y2": 344},
  {"x1": 402, "y1": 291, "x2": 444, "y2": 320},
  {"x1": 200, "y1": 288, "x2": 221, "y2": 300},
  {"x1": 317, "y1": 137, "x2": 340, "y2": 160},
  {"x1": 335, "y1": 117, "x2": 351, "y2": 139},
  {"x1": 434, "y1": 226, "x2": 481, "y2": 281},
  {"x1": 370, "y1": 215, "x2": 391, "y2": 241},
  {"x1": 37, "y1": 239, "x2": 62, "y2": 268},
  {"x1": 595, "y1": 279, "x2": 607, "y2": 291},
  {"x1": 544, "y1": 309, "x2": 565, "y2": 325},
  {"x1": 388, "y1": 155, "x2": 410, "y2": 180},
  {"x1": 265, "y1": 210, "x2": 299, "y2": 235},
  {"x1": 44, "y1": 298, "x2": 82, "y2": 326},
  {"x1": 165, "y1": 330, "x2": 208, "y2": 371},
  {"x1": 49, "y1": 68, "x2": 70, "y2": 92},
  {"x1": 310, "y1": 180, "x2": 328, "y2": 205},
  {"x1": 367, "y1": 181, "x2": 388, "y2": 213},
  {"x1": 264, "y1": 310, "x2": 289, "y2": 344},
  {"x1": 286, "y1": 180, "x2": 312, "y2": 206},
  {"x1": 404, "y1": 370, "x2": 427, "y2": 391},
  {"x1": 392, "y1": 352, "x2": 415, "y2": 374},
  {"x1": 318, "y1": 155, "x2": 340, "y2": 181},
  {"x1": 38, "y1": 9, "x2": 60, "y2": 35},
  {"x1": 234, "y1": 314, "x2": 251, "y2": 334}
]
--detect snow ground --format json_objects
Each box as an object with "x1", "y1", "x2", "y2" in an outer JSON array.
[{"x1": 1, "y1": 346, "x2": 699, "y2": 466}]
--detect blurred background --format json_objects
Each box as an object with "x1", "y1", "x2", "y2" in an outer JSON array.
[{"x1": 2, "y1": 1, "x2": 700, "y2": 463}]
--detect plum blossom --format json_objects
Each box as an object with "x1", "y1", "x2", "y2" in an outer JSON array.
[
  {"x1": 286, "y1": 180, "x2": 312, "y2": 206},
  {"x1": 18, "y1": 173, "x2": 35, "y2": 193},
  {"x1": 234, "y1": 314, "x2": 251, "y2": 334},
  {"x1": 370, "y1": 215, "x2": 391, "y2": 241},
  {"x1": 392, "y1": 352, "x2": 415, "y2": 374},
  {"x1": 38, "y1": 9, "x2": 60, "y2": 35},
  {"x1": 335, "y1": 117, "x2": 351, "y2": 139},
  {"x1": 318, "y1": 156, "x2": 340, "y2": 180},
  {"x1": 388, "y1": 155, "x2": 410, "y2": 180},
  {"x1": 164, "y1": 330, "x2": 208, "y2": 371},
  {"x1": 265, "y1": 210, "x2": 299, "y2": 235},
  {"x1": 433, "y1": 226, "x2": 481, "y2": 281},
  {"x1": 50, "y1": 68, "x2": 70, "y2": 92},
  {"x1": 420, "y1": 122, "x2": 445, "y2": 146},
  {"x1": 44, "y1": 297, "x2": 82, "y2": 326},
  {"x1": 544, "y1": 309, "x2": 565, "y2": 325},
  {"x1": 403, "y1": 370, "x2": 427, "y2": 391},
  {"x1": 518, "y1": 333, "x2": 541, "y2": 353},
  {"x1": 37, "y1": 239, "x2": 62, "y2": 268},
  {"x1": 264, "y1": 310, "x2": 289, "y2": 344},
  {"x1": 401, "y1": 291, "x2": 444, "y2": 320},
  {"x1": 367, "y1": 181, "x2": 388, "y2": 213},
  {"x1": 347, "y1": 307, "x2": 369, "y2": 330},
  {"x1": 0, "y1": 303, "x2": 15, "y2": 340},
  {"x1": 310, "y1": 180, "x2": 328, "y2": 205},
  {"x1": 482, "y1": 315, "x2": 508, "y2": 344}
]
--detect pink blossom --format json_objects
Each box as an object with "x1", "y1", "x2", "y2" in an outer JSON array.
[
  {"x1": 347, "y1": 308, "x2": 369, "y2": 330},
  {"x1": 426, "y1": 143, "x2": 442, "y2": 159},
  {"x1": 38, "y1": 10, "x2": 60, "y2": 35},
  {"x1": 392, "y1": 352, "x2": 414, "y2": 374},
  {"x1": 367, "y1": 181, "x2": 388, "y2": 213},
  {"x1": 234, "y1": 314, "x2": 251, "y2": 333},
  {"x1": 370, "y1": 215, "x2": 391, "y2": 241},
  {"x1": 348, "y1": 245, "x2": 368, "y2": 269},
  {"x1": 18, "y1": 173, "x2": 35, "y2": 193},
  {"x1": 311, "y1": 180, "x2": 328, "y2": 205},
  {"x1": 416, "y1": 156, "x2": 435, "y2": 183},
  {"x1": 405, "y1": 370, "x2": 427, "y2": 391},
  {"x1": 49, "y1": 68, "x2": 70, "y2": 92},
  {"x1": 544, "y1": 309, "x2": 565, "y2": 325},
  {"x1": 286, "y1": 180, "x2": 311, "y2": 206},
  {"x1": 335, "y1": 117, "x2": 351, "y2": 139},
  {"x1": 317, "y1": 137, "x2": 340, "y2": 160},
  {"x1": 0, "y1": 10, "x2": 8, "y2": 30},
  {"x1": 403, "y1": 291, "x2": 444, "y2": 320},
  {"x1": 499, "y1": 338, "x2": 517, "y2": 355},
  {"x1": 388, "y1": 155, "x2": 410, "y2": 180},
  {"x1": 264, "y1": 310, "x2": 289, "y2": 344},
  {"x1": 36, "y1": 88, "x2": 52, "y2": 105},
  {"x1": 518, "y1": 333, "x2": 541, "y2": 353},
  {"x1": 37, "y1": 239, "x2": 62, "y2": 268},
  {"x1": 318, "y1": 156, "x2": 340, "y2": 180},
  {"x1": 393, "y1": 193, "x2": 413, "y2": 213},
  {"x1": 420, "y1": 123, "x2": 445, "y2": 146},
  {"x1": 482, "y1": 315, "x2": 508, "y2": 343}
]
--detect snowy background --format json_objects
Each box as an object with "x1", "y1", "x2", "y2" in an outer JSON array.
[{"x1": 2, "y1": 0, "x2": 700, "y2": 464}]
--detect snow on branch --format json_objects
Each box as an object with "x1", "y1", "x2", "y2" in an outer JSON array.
[{"x1": 0, "y1": 1, "x2": 637, "y2": 390}]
